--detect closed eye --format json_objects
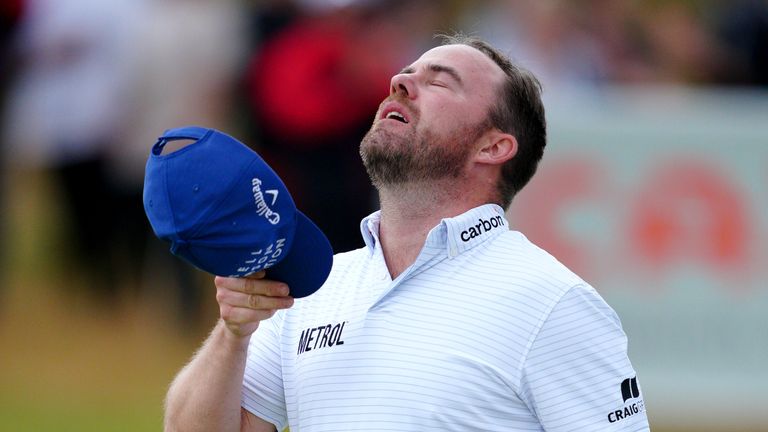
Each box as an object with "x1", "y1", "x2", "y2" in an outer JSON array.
[{"x1": 399, "y1": 63, "x2": 463, "y2": 89}]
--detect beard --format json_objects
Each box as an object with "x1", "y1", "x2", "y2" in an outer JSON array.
[{"x1": 360, "y1": 121, "x2": 483, "y2": 189}]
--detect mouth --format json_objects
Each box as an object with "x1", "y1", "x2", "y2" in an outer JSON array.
[
  {"x1": 385, "y1": 111, "x2": 408, "y2": 123},
  {"x1": 380, "y1": 103, "x2": 411, "y2": 124}
]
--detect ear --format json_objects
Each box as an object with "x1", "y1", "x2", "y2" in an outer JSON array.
[{"x1": 474, "y1": 130, "x2": 518, "y2": 166}]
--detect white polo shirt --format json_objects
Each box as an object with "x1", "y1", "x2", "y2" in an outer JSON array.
[{"x1": 242, "y1": 204, "x2": 649, "y2": 431}]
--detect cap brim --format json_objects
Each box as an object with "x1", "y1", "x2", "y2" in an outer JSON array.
[{"x1": 265, "y1": 211, "x2": 333, "y2": 298}]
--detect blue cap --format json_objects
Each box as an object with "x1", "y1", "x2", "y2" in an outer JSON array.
[{"x1": 143, "y1": 126, "x2": 333, "y2": 298}]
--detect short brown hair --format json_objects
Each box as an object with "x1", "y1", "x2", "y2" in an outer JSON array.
[{"x1": 438, "y1": 33, "x2": 547, "y2": 209}]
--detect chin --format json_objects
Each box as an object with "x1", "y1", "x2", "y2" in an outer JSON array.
[{"x1": 362, "y1": 125, "x2": 407, "y2": 152}]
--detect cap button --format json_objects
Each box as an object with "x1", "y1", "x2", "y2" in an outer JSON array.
[{"x1": 192, "y1": 185, "x2": 200, "y2": 192}]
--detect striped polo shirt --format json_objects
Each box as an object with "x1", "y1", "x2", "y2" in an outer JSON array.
[{"x1": 242, "y1": 204, "x2": 649, "y2": 431}]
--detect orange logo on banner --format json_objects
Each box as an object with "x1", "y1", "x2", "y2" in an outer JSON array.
[{"x1": 629, "y1": 161, "x2": 748, "y2": 269}]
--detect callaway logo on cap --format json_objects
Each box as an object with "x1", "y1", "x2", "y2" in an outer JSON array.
[{"x1": 143, "y1": 126, "x2": 333, "y2": 298}]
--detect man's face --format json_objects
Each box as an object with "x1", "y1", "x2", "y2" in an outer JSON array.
[{"x1": 360, "y1": 44, "x2": 505, "y2": 187}]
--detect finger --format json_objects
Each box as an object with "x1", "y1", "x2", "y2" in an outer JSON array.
[
  {"x1": 247, "y1": 293, "x2": 294, "y2": 310},
  {"x1": 243, "y1": 278, "x2": 290, "y2": 297},
  {"x1": 245, "y1": 270, "x2": 266, "y2": 280},
  {"x1": 217, "y1": 288, "x2": 293, "y2": 310},
  {"x1": 214, "y1": 275, "x2": 289, "y2": 297}
]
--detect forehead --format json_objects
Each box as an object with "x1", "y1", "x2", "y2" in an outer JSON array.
[{"x1": 412, "y1": 44, "x2": 505, "y2": 91}]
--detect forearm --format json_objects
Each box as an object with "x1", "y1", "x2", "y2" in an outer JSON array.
[{"x1": 164, "y1": 320, "x2": 250, "y2": 432}]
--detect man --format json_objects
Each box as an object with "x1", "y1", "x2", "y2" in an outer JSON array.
[{"x1": 163, "y1": 34, "x2": 650, "y2": 431}]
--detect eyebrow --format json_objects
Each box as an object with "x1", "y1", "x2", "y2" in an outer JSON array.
[{"x1": 400, "y1": 63, "x2": 463, "y2": 85}]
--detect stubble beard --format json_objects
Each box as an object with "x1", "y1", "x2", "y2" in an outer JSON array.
[{"x1": 359, "y1": 122, "x2": 478, "y2": 190}]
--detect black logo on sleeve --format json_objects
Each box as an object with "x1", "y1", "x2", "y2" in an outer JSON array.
[
  {"x1": 621, "y1": 376, "x2": 640, "y2": 402},
  {"x1": 297, "y1": 321, "x2": 346, "y2": 355},
  {"x1": 608, "y1": 376, "x2": 646, "y2": 424}
]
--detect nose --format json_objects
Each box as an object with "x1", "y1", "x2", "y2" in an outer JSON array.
[{"x1": 390, "y1": 73, "x2": 416, "y2": 99}]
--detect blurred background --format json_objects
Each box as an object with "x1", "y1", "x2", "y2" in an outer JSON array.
[{"x1": 0, "y1": 0, "x2": 766, "y2": 430}]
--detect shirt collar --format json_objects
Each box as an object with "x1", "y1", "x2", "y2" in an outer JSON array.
[
  {"x1": 360, "y1": 210, "x2": 382, "y2": 254},
  {"x1": 359, "y1": 204, "x2": 509, "y2": 258}
]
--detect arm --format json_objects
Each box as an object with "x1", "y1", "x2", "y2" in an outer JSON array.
[
  {"x1": 163, "y1": 271, "x2": 294, "y2": 432},
  {"x1": 520, "y1": 284, "x2": 650, "y2": 431}
]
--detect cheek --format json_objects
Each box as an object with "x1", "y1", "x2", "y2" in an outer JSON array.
[
  {"x1": 436, "y1": 106, "x2": 481, "y2": 138},
  {"x1": 427, "y1": 102, "x2": 465, "y2": 130}
]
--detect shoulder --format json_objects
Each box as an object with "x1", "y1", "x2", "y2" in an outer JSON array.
[
  {"x1": 435, "y1": 230, "x2": 594, "y2": 343},
  {"x1": 474, "y1": 230, "x2": 585, "y2": 299}
]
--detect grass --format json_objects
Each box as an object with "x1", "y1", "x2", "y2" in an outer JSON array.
[
  {"x1": 0, "y1": 276, "x2": 206, "y2": 431},
  {"x1": 0, "y1": 169, "x2": 212, "y2": 431}
]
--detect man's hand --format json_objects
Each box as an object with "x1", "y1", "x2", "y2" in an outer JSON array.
[
  {"x1": 214, "y1": 271, "x2": 294, "y2": 338},
  {"x1": 164, "y1": 271, "x2": 292, "y2": 432}
]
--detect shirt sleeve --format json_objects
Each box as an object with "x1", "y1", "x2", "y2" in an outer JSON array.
[
  {"x1": 519, "y1": 284, "x2": 650, "y2": 431},
  {"x1": 242, "y1": 311, "x2": 288, "y2": 431}
]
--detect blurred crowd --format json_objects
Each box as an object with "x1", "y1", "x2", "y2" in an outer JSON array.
[{"x1": 0, "y1": 0, "x2": 765, "y2": 324}]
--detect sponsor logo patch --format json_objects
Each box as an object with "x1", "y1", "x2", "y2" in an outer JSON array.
[
  {"x1": 297, "y1": 321, "x2": 347, "y2": 355},
  {"x1": 459, "y1": 216, "x2": 506, "y2": 242},
  {"x1": 251, "y1": 178, "x2": 280, "y2": 224},
  {"x1": 608, "y1": 376, "x2": 646, "y2": 424}
]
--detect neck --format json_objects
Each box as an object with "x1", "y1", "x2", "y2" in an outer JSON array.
[{"x1": 375, "y1": 178, "x2": 488, "y2": 279}]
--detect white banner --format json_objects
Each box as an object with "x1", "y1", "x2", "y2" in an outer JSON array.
[{"x1": 508, "y1": 86, "x2": 768, "y2": 429}]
